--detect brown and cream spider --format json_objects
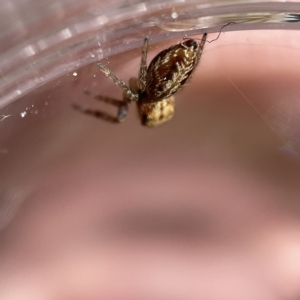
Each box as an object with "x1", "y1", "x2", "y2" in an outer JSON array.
[
  {"x1": 73, "y1": 33, "x2": 207, "y2": 127},
  {"x1": 73, "y1": 24, "x2": 233, "y2": 127}
]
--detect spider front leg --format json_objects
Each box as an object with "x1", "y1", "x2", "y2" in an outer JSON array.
[
  {"x1": 97, "y1": 63, "x2": 138, "y2": 102},
  {"x1": 73, "y1": 38, "x2": 149, "y2": 124},
  {"x1": 138, "y1": 37, "x2": 149, "y2": 92},
  {"x1": 72, "y1": 93, "x2": 129, "y2": 123}
]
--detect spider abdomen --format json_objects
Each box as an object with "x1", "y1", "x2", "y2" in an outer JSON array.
[{"x1": 145, "y1": 38, "x2": 205, "y2": 102}]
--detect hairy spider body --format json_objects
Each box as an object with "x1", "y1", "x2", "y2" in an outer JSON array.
[
  {"x1": 145, "y1": 38, "x2": 205, "y2": 102},
  {"x1": 73, "y1": 33, "x2": 207, "y2": 127},
  {"x1": 137, "y1": 92, "x2": 175, "y2": 127}
]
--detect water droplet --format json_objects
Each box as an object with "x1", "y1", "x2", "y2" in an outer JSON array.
[{"x1": 171, "y1": 12, "x2": 178, "y2": 19}]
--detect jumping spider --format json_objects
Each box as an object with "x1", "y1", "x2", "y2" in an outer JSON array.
[{"x1": 73, "y1": 33, "x2": 207, "y2": 127}]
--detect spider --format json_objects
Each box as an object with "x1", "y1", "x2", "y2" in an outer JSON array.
[{"x1": 73, "y1": 24, "x2": 232, "y2": 127}]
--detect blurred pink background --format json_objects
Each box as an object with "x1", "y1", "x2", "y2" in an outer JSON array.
[{"x1": 1, "y1": 30, "x2": 300, "y2": 299}]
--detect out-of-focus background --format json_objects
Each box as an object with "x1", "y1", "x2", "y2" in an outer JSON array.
[{"x1": 1, "y1": 1, "x2": 300, "y2": 299}]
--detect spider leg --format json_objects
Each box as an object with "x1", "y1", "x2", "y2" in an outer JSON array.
[
  {"x1": 73, "y1": 94, "x2": 129, "y2": 123},
  {"x1": 196, "y1": 33, "x2": 207, "y2": 61},
  {"x1": 97, "y1": 63, "x2": 138, "y2": 102},
  {"x1": 138, "y1": 37, "x2": 149, "y2": 91}
]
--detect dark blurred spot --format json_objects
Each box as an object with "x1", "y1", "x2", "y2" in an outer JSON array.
[{"x1": 109, "y1": 208, "x2": 214, "y2": 241}]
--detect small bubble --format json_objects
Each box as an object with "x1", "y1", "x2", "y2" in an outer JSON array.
[
  {"x1": 171, "y1": 12, "x2": 178, "y2": 19},
  {"x1": 20, "y1": 111, "x2": 27, "y2": 118},
  {"x1": 73, "y1": 72, "x2": 78, "y2": 77}
]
